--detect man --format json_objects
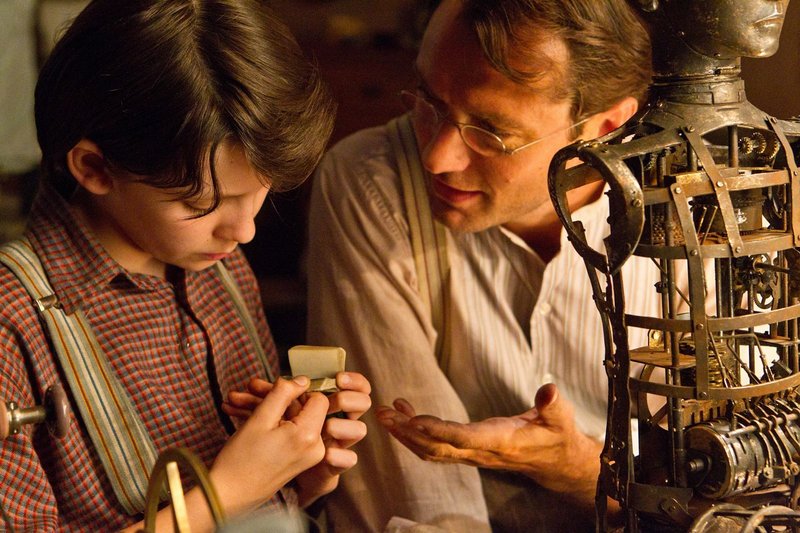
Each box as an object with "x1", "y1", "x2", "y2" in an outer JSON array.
[{"x1": 307, "y1": 0, "x2": 654, "y2": 530}]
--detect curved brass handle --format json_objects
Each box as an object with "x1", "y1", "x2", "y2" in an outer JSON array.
[{"x1": 141, "y1": 447, "x2": 226, "y2": 533}]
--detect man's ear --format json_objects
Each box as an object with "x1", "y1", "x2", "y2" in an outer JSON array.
[
  {"x1": 593, "y1": 96, "x2": 640, "y2": 137},
  {"x1": 66, "y1": 139, "x2": 113, "y2": 195}
]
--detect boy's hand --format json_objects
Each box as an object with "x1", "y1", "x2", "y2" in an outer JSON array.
[
  {"x1": 223, "y1": 378, "x2": 284, "y2": 421},
  {"x1": 294, "y1": 371, "x2": 371, "y2": 506},
  {"x1": 210, "y1": 377, "x2": 328, "y2": 516},
  {"x1": 223, "y1": 372, "x2": 372, "y2": 507}
]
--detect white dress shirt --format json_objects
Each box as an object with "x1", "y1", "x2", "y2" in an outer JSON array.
[{"x1": 307, "y1": 122, "x2": 667, "y2": 532}]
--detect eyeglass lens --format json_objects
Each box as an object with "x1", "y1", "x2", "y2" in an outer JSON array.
[{"x1": 400, "y1": 90, "x2": 505, "y2": 156}]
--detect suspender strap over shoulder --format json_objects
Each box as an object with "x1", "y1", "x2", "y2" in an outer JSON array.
[
  {"x1": 0, "y1": 240, "x2": 273, "y2": 515},
  {"x1": 0, "y1": 239, "x2": 158, "y2": 515},
  {"x1": 388, "y1": 114, "x2": 452, "y2": 370},
  {"x1": 213, "y1": 262, "x2": 275, "y2": 382}
]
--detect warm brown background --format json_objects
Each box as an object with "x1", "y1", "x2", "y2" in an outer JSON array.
[
  {"x1": 742, "y1": 1, "x2": 800, "y2": 118},
  {"x1": 12, "y1": 1, "x2": 800, "y2": 351}
]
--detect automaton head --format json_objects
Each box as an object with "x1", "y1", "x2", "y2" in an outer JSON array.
[{"x1": 629, "y1": 0, "x2": 789, "y2": 75}]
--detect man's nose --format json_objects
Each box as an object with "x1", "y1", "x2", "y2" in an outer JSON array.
[{"x1": 420, "y1": 122, "x2": 471, "y2": 176}]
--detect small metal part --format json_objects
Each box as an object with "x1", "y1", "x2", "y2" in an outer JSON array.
[
  {"x1": 0, "y1": 385, "x2": 69, "y2": 440},
  {"x1": 35, "y1": 294, "x2": 60, "y2": 312}
]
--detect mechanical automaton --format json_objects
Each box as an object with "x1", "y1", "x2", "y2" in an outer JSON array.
[{"x1": 548, "y1": 1, "x2": 800, "y2": 530}]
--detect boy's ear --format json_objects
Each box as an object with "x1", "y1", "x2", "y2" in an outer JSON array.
[{"x1": 66, "y1": 139, "x2": 113, "y2": 195}]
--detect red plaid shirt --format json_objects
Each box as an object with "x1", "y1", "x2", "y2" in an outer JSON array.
[{"x1": 0, "y1": 185, "x2": 285, "y2": 531}]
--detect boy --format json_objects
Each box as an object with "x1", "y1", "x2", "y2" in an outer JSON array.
[{"x1": 0, "y1": 1, "x2": 370, "y2": 530}]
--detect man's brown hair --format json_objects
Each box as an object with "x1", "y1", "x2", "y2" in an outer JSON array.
[{"x1": 462, "y1": 0, "x2": 652, "y2": 121}]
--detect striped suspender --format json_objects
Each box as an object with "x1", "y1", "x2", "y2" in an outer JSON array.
[
  {"x1": 0, "y1": 239, "x2": 157, "y2": 514},
  {"x1": 0, "y1": 239, "x2": 272, "y2": 514},
  {"x1": 213, "y1": 261, "x2": 290, "y2": 506},
  {"x1": 212, "y1": 262, "x2": 275, "y2": 382},
  {"x1": 388, "y1": 114, "x2": 452, "y2": 371}
]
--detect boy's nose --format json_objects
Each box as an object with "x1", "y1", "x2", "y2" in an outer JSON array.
[{"x1": 218, "y1": 211, "x2": 257, "y2": 245}]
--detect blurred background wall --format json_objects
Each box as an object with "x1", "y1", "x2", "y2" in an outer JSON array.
[{"x1": 1, "y1": 0, "x2": 799, "y2": 352}]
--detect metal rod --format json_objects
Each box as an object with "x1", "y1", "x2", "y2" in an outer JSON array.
[{"x1": 729, "y1": 124, "x2": 739, "y2": 168}]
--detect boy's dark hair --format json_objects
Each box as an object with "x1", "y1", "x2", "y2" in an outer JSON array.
[
  {"x1": 462, "y1": 0, "x2": 652, "y2": 121},
  {"x1": 35, "y1": 0, "x2": 335, "y2": 206}
]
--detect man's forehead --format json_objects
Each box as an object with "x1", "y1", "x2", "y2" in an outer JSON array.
[
  {"x1": 423, "y1": 1, "x2": 569, "y2": 88},
  {"x1": 500, "y1": 21, "x2": 571, "y2": 95}
]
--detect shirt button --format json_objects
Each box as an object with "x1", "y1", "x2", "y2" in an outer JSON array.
[
  {"x1": 539, "y1": 302, "x2": 552, "y2": 315},
  {"x1": 543, "y1": 373, "x2": 554, "y2": 384}
]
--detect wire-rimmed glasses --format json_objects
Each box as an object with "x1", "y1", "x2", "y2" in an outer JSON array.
[{"x1": 399, "y1": 89, "x2": 592, "y2": 157}]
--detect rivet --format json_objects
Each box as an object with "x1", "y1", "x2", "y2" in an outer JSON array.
[
  {"x1": 690, "y1": 249, "x2": 699, "y2": 256},
  {"x1": 716, "y1": 181, "x2": 724, "y2": 187},
  {"x1": 675, "y1": 187, "x2": 682, "y2": 194}
]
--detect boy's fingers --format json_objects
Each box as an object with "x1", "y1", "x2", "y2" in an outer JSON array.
[
  {"x1": 322, "y1": 446, "x2": 358, "y2": 471},
  {"x1": 327, "y1": 390, "x2": 372, "y2": 419},
  {"x1": 221, "y1": 402, "x2": 253, "y2": 419},
  {"x1": 323, "y1": 417, "x2": 367, "y2": 446},
  {"x1": 289, "y1": 391, "x2": 330, "y2": 434},
  {"x1": 336, "y1": 372, "x2": 371, "y2": 394},
  {"x1": 285, "y1": 398, "x2": 304, "y2": 420},
  {"x1": 246, "y1": 377, "x2": 273, "y2": 397},
  {"x1": 226, "y1": 391, "x2": 264, "y2": 410},
  {"x1": 250, "y1": 377, "x2": 310, "y2": 427}
]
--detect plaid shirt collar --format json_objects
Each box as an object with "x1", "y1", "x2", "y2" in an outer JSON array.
[{"x1": 25, "y1": 185, "x2": 169, "y2": 314}]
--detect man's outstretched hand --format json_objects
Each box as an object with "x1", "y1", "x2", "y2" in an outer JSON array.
[{"x1": 375, "y1": 383, "x2": 602, "y2": 508}]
